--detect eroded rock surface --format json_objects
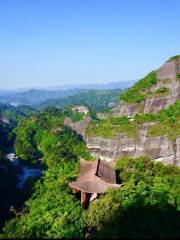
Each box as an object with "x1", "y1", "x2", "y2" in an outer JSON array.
[
  {"x1": 86, "y1": 123, "x2": 180, "y2": 165},
  {"x1": 156, "y1": 58, "x2": 180, "y2": 80},
  {"x1": 65, "y1": 57, "x2": 180, "y2": 166},
  {"x1": 112, "y1": 58, "x2": 180, "y2": 117},
  {"x1": 64, "y1": 117, "x2": 91, "y2": 138}
]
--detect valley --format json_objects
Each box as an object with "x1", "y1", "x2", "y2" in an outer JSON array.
[{"x1": 0, "y1": 56, "x2": 180, "y2": 238}]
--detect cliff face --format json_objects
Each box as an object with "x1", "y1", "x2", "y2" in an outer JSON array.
[
  {"x1": 156, "y1": 57, "x2": 180, "y2": 80},
  {"x1": 65, "y1": 57, "x2": 180, "y2": 166},
  {"x1": 86, "y1": 57, "x2": 180, "y2": 165},
  {"x1": 64, "y1": 117, "x2": 91, "y2": 136},
  {"x1": 86, "y1": 123, "x2": 180, "y2": 166},
  {"x1": 65, "y1": 118, "x2": 180, "y2": 166},
  {"x1": 113, "y1": 58, "x2": 180, "y2": 118}
]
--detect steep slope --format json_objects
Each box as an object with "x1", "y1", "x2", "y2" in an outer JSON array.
[
  {"x1": 113, "y1": 56, "x2": 180, "y2": 117},
  {"x1": 84, "y1": 56, "x2": 180, "y2": 165}
]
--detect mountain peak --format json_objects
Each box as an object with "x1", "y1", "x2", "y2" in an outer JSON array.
[
  {"x1": 157, "y1": 55, "x2": 180, "y2": 80},
  {"x1": 166, "y1": 55, "x2": 180, "y2": 63}
]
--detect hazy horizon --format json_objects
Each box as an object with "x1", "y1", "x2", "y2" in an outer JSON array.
[
  {"x1": 0, "y1": 79, "x2": 137, "y2": 91},
  {"x1": 0, "y1": 0, "x2": 180, "y2": 90}
]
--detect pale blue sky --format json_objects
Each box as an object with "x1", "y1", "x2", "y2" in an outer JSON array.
[{"x1": 0, "y1": 0, "x2": 180, "y2": 90}]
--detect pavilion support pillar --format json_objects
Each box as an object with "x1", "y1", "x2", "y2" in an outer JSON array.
[
  {"x1": 72, "y1": 187, "x2": 80, "y2": 193},
  {"x1": 81, "y1": 191, "x2": 87, "y2": 208}
]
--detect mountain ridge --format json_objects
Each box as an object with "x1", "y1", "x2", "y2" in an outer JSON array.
[{"x1": 0, "y1": 80, "x2": 136, "y2": 107}]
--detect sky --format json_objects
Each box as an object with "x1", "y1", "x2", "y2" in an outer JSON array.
[{"x1": 0, "y1": 0, "x2": 180, "y2": 90}]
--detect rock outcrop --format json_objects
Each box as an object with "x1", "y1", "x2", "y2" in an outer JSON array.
[
  {"x1": 86, "y1": 123, "x2": 180, "y2": 166},
  {"x1": 0, "y1": 116, "x2": 11, "y2": 125},
  {"x1": 86, "y1": 57, "x2": 180, "y2": 165},
  {"x1": 113, "y1": 57, "x2": 180, "y2": 118},
  {"x1": 65, "y1": 56, "x2": 180, "y2": 166},
  {"x1": 64, "y1": 117, "x2": 91, "y2": 137},
  {"x1": 143, "y1": 88, "x2": 180, "y2": 114},
  {"x1": 156, "y1": 57, "x2": 180, "y2": 80}
]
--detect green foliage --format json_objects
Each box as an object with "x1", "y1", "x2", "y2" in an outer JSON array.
[
  {"x1": 86, "y1": 116, "x2": 138, "y2": 138},
  {"x1": 120, "y1": 71, "x2": 157, "y2": 103},
  {"x1": 177, "y1": 73, "x2": 180, "y2": 79},
  {"x1": 87, "y1": 107, "x2": 98, "y2": 120},
  {"x1": 86, "y1": 157, "x2": 180, "y2": 238},
  {"x1": 2, "y1": 166, "x2": 86, "y2": 239},
  {"x1": 14, "y1": 119, "x2": 40, "y2": 161},
  {"x1": 166, "y1": 55, "x2": 180, "y2": 62},
  {"x1": 1, "y1": 109, "x2": 92, "y2": 238},
  {"x1": 86, "y1": 100, "x2": 180, "y2": 141},
  {"x1": 134, "y1": 113, "x2": 158, "y2": 124},
  {"x1": 136, "y1": 100, "x2": 180, "y2": 141},
  {"x1": 63, "y1": 108, "x2": 84, "y2": 122},
  {"x1": 0, "y1": 103, "x2": 37, "y2": 126},
  {"x1": 14, "y1": 106, "x2": 91, "y2": 163},
  {"x1": 86, "y1": 194, "x2": 120, "y2": 230},
  {"x1": 155, "y1": 87, "x2": 169, "y2": 95},
  {"x1": 1, "y1": 101, "x2": 180, "y2": 238},
  {"x1": 109, "y1": 116, "x2": 129, "y2": 125},
  {"x1": 148, "y1": 100, "x2": 180, "y2": 140}
]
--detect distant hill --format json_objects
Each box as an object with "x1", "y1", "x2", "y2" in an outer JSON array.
[
  {"x1": 0, "y1": 80, "x2": 135, "y2": 106},
  {"x1": 0, "y1": 102, "x2": 37, "y2": 125},
  {"x1": 38, "y1": 89, "x2": 123, "y2": 112},
  {"x1": 0, "y1": 89, "x2": 83, "y2": 106},
  {"x1": 45, "y1": 80, "x2": 136, "y2": 91}
]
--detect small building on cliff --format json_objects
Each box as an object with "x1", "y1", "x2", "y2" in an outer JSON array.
[
  {"x1": 69, "y1": 158, "x2": 121, "y2": 208},
  {"x1": 72, "y1": 105, "x2": 89, "y2": 115},
  {"x1": 5, "y1": 153, "x2": 19, "y2": 166}
]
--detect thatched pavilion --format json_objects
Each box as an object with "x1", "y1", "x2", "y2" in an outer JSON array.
[{"x1": 69, "y1": 158, "x2": 121, "y2": 208}]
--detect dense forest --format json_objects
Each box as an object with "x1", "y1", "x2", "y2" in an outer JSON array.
[{"x1": 0, "y1": 104, "x2": 180, "y2": 238}]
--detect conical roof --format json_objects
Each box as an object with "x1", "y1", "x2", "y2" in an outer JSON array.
[{"x1": 69, "y1": 158, "x2": 121, "y2": 194}]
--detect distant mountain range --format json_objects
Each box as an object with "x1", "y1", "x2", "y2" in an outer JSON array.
[
  {"x1": 0, "y1": 80, "x2": 136, "y2": 106},
  {"x1": 0, "y1": 89, "x2": 83, "y2": 106},
  {"x1": 44, "y1": 80, "x2": 137, "y2": 91},
  {"x1": 38, "y1": 89, "x2": 123, "y2": 112}
]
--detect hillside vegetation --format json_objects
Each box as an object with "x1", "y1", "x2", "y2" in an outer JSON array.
[
  {"x1": 166, "y1": 55, "x2": 180, "y2": 62},
  {"x1": 86, "y1": 156, "x2": 180, "y2": 238},
  {"x1": 1, "y1": 131, "x2": 180, "y2": 238},
  {"x1": 86, "y1": 100, "x2": 180, "y2": 141},
  {"x1": 0, "y1": 103, "x2": 36, "y2": 125},
  {"x1": 0, "y1": 103, "x2": 179, "y2": 238},
  {"x1": 120, "y1": 71, "x2": 157, "y2": 103}
]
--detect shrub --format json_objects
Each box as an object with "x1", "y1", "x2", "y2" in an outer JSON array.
[{"x1": 155, "y1": 87, "x2": 169, "y2": 95}]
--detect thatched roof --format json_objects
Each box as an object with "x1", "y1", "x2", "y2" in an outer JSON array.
[{"x1": 69, "y1": 158, "x2": 121, "y2": 194}]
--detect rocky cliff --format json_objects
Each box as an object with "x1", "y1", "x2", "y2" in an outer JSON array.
[
  {"x1": 113, "y1": 57, "x2": 180, "y2": 118},
  {"x1": 86, "y1": 123, "x2": 180, "y2": 166},
  {"x1": 64, "y1": 117, "x2": 91, "y2": 136},
  {"x1": 65, "y1": 56, "x2": 180, "y2": 166}
]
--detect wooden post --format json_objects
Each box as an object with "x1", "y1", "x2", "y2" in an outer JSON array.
[
  {"x1": 81, "y1": 191, "x2": 86, "y2": 208},
  {"x1": 90, "y1": 192, "x2": 97, "y2": 202}
]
